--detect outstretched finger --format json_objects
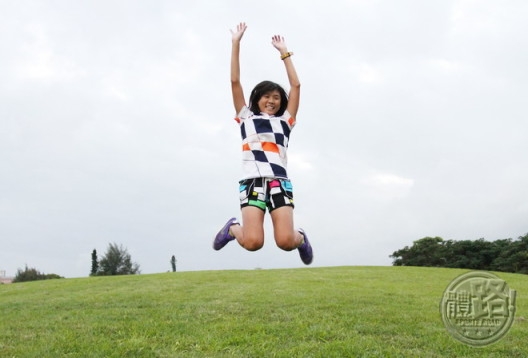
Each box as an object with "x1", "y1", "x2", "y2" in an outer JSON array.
[{"x1": 273, "y1": 35, "x2": 286, "y2": 44}]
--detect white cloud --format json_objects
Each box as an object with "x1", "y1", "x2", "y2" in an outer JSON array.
[
  {"x1": 451, "y1": 0, "x2": 498, "y2": 34},
  {"x1": 289, "y1": 153, "x2": 315, "y2": 171},
  {"x1": 428, "y1": 58, "x2": 462, "y2": 73},
  {"x1": 101, "y1": 73, "x2": 130, "y2": 102},
  {"x1": 15, "y1": 23, "x2": 85, "y2": 82},
  {"x1": 361, "y1": 172, "x2": 415, "y2": 200},
  {"x1": 348, "y1": 62, "x2": 385, "y2": 85}
]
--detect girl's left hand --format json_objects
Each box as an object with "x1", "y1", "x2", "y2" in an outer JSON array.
[{"x1": 271, "y1": 35, "x2": 288, "y2": 53}]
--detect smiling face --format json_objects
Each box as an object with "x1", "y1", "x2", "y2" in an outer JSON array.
[
  {"x1": 257, "y1": 90, "x2": 282, "y2": 116},
  {"x1": 249, "y1": 81, "x2": 288, "y2": 116}
]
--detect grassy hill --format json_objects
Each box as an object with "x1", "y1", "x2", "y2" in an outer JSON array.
[{"x1": 1, "y1": 266, "x2": 526, "y2": 357}]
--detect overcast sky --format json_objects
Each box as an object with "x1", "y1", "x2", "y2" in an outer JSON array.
[{"x1": 1, "y1": 0, "x2": 527, "y2": 278}]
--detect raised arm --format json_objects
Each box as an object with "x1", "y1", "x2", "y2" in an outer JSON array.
[
  {"x1": 230, "y1": 22, "x2": 247, "y2": 114},
  {"x1": 272, "y1": 35, "x2": 300, "y2": 119}
]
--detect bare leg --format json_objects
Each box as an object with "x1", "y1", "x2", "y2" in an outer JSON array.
[
  {"x1": 270, "y1": 206, "x2": 303, "y2": 251},
  {"x1": 230, "y1": 206, "x2": 265, "y2": 251}
]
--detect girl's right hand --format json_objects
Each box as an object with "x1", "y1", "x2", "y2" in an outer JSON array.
[{"x1": 230, "y1": 22, "x2": 247, "y2": 42}]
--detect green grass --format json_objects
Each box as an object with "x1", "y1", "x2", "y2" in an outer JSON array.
[{"x1": 1, "y1": 266, "x2": 527, "y2": 357}]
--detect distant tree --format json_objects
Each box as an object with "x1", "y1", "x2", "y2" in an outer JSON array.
[
  {"x1": 490, "y1": 238, "x2": 515, "y2": 272},
  {"x1": 96, "y1": 243, "x2": 140, "y2": 276},
  {"x1": 12, "y1": 265, "x2": 64, "y2": 283},
  {"x1": 390, "y1": 237, "x2": 447, "y2": 267},
  {"x1": 171, "y1": 255, "x2": 177, "y2": 272},
  {"x1": 492, "y1": 235, "x2": 528, "y2": 274},
  {"x1": 90, "y1": 249, "x2": 99, "y2": 276},
  {"x1": 445, "y1": 238, "x2": 494, "y2": 270}
]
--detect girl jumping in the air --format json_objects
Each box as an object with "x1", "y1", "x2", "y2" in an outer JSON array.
[{"x1": 213, "y1": 22, "x2": 313, "y2": 265}]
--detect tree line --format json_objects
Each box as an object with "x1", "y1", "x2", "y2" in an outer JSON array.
[
  {"x1": 12, "y1": 242, "x2": 177, "y2": 283},
  {"x1": 390, "y1": 233, "x2": 528, "y2": 274}
]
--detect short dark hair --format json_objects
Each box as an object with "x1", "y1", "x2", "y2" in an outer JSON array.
[{"x1": 249, "y1": 81, "x2": 288, "y2": 116}]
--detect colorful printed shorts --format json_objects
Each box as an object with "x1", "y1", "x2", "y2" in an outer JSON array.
[{"x1": 239, "y1": 178, "x2": 294, "y2": 212}]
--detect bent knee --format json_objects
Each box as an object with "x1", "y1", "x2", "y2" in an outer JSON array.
[
  {"x1": 275, "y1": 234, "x2": 298, "y2": 251},
  {"x1": 241, "y1": 235, "x2": 264, "y2": 251}
]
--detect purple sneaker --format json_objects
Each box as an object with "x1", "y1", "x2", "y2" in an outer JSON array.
[
  {"x1": 298, "y1": 229, "x2": 313, "y2": 265},
  {"x1": 213, "y1": 217, "x2": 238, "y2": 251}
]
